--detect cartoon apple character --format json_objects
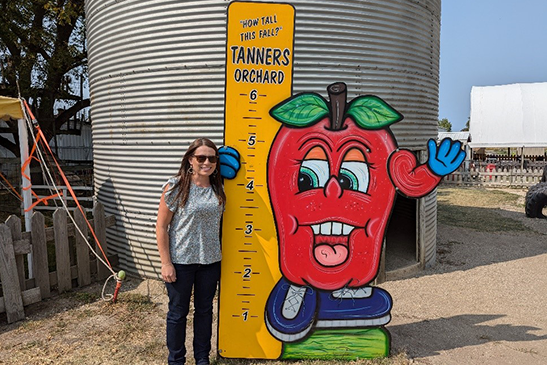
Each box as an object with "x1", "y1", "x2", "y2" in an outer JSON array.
[{"x1": 265, "y1": 82, "x2": 464, "y2": 343}]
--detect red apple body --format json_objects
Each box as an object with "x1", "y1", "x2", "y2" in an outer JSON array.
[{"x1": 268, "y1": 117, "x2": 398, "y2": 290}]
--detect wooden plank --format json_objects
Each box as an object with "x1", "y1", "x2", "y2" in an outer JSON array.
[
  {"x1": 74, "y1": 208, "x2": 91, "y2": 287},
  {"x1": 105, "y1": 214, "x2": 116, "y2": 228},
  {"x1": 13, "y1": 239, "x2": 31, "y2": 255},
  {"x1": 20, "y1": 214, "x2": 116, "y2": 243},
  {"x1": 53, "y1": 209, "x2": 71, "y2": 293},
  {"x1": 33, "y1": 196, "x2": 94, "y2": 202},
  {"x1": 32, "y1": 185, "x2": 93, "y2": 191},
  {"x1": 94, "y1": 202, "x2": 110, "y2": 280},
  {"x1": 0, "y1": 224, "x2": 25, "y2": 323},
  {"x1": 0, "y1": 287, "x2": 41, "y2": 314},
  {"x1": 31, "y1": 212, "x2": 51, "y2": 299},
  {"x1": 47, "y1": 254, "x2": 118, "y2": 286},
  {"x1": 5, "y1": 215, "x2": 25, "y2": 290},
  {"x1": 21, "y1": 287, "x2": 42, "y2": 306}
]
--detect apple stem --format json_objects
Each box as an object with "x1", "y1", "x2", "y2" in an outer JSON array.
[{"x1": 327, "y1": 82, "x2": 347, "y2": 130}]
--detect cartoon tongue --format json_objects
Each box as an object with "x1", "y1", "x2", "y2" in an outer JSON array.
[{"x1": 314, "y1": 244, "x2": 348, "y2": 266}]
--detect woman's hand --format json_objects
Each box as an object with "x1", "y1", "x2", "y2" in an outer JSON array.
[{"x1": 162, "y1": 263, "x2": 176, "y2": 283}]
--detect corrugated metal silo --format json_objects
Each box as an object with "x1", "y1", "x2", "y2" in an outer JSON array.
[{"x1": 85, "y1": 0, "x2": 441, "y2": 279}]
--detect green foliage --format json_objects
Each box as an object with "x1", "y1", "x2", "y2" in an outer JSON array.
[
  {"x1": 0, "y1": 0, "x2": 89, "y2": 155},
  {"x1": 347, "y1": 95, "x2": 403, "y2": 129},
  {"x1": 270, "y1": 93, "x2": 329, "y2": 127},
  {"x1": 270, "y1": 93, "x2": 403, "y2": 130},
  {"x1": 438, "y1": 118, "x2": 452, "y2": 132},
  {"x1": 461, "y1": 118, "x2": 470, "y2": 132}
]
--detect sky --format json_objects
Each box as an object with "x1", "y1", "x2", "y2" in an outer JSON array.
[{"x1": 439, "y1": 0, "x2": 547, "y2": 131}]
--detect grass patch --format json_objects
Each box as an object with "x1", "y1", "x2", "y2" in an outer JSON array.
[
  {"x1": 69, "y1": 291, "x2": 100, "y2": 304},
  {"x1": 216, "y1": 351, "x2": 409, "y2": 365},
  {"x1": 437, "y1": 187, "x2": 521, "y2": 208},
  {"x1": 117, "y1": 292, "x2": 154, "y2": 312},
  {"x1": 283, "y1": 328, "x2": 389, "y2": 360},
  {"x1": 437, "y1": 188, "x2": 528, "y2": 232}
]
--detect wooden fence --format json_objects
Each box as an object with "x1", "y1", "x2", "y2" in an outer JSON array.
[
  {"x1": 0, "y1": 202, "x2": 116, "y2": 323},
  {"x1": 442, "y1": 166, "x2": 545, "y2": 187},
  {"x1": 31, "y1": 185, "x2": 94, "y2": 212}
]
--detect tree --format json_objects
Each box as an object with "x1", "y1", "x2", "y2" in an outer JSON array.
[
  {"x1": 437, "y1": 118, "x2": 452, "y2": 132},
  {"x1": 0, "y1": 0, "x2": 88, "y2": 156},
  {"x1": 461, "y1": 118, "x2": 470, "y2": 132}
]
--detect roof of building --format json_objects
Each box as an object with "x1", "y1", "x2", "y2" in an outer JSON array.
[
  {"x1": 469, "y1": 82, "x2": 547, "y2": 148},
  {"x1": 438, "y1": 131, "x2": 471, "y2": 143}
]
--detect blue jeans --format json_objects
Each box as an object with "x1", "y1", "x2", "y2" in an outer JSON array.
[{"x1": 165, "y1": 261, "x2": 220, "y2": 365}]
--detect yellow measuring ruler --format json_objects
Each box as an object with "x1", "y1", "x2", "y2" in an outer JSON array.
[{"x1": 219, "y1": 1, "x2": 295, "y2": 359}]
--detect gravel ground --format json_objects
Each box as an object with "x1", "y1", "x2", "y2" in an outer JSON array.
[{"x1": 380, "y1": 187, "x2": 547, "y2": 365}]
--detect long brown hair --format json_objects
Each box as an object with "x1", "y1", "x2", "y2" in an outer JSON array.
[{"x1": 173, "y1": 138, "x2": 226, "y2": 207}]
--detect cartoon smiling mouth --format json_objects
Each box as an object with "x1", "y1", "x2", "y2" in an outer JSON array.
[{"x1": 310, "y1": 222, "x2": 355, "y2": 267}]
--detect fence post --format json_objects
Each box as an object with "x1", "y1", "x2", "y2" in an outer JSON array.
[
  {"x1": 0, "y1": 224, "x2": 25, "y2": 323},
  {"x1": 94, "y1": 202, "x2": 110, "y2": 280},
  {"x1": 74, "y1": 208, "x2": 91, "y2": 286},
  {"x1": 53, "y1": 209, "x2": 71, "y2": 292},
  {"x1": 31, "y1": 211, "x2": 51, "y2": 299},
  {"x1": 5, "y1": 215, "x2": 25, "y2": 290}
]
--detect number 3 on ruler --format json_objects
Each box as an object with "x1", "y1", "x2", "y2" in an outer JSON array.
[{"x1": 244, "y1": 224, "x2": 253, "y2": 234}]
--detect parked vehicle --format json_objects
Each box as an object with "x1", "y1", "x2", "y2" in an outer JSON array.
[{"x1": 525, "y1": 166, "x2": 547, "y2": 218}]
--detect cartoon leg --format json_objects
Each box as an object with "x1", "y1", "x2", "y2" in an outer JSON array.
[
  {"x1": 315, "y1": 286, "x2": 392, "y2": 328},
  {"x1": 265, "y1": 277, "x2": 317, "y2": 342}
]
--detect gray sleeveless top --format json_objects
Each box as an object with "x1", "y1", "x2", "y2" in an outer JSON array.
[{"x1": 163, "y1": 177, "x2": 224, "y2": 265}]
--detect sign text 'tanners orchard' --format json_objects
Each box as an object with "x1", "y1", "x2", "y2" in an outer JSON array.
[{"x1": 230, "y1": 45, "x2": 291, "y2": 84}]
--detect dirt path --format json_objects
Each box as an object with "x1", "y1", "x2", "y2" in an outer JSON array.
[{"x1": 381, "y1": 188, "x2": 547, "y2": 364}]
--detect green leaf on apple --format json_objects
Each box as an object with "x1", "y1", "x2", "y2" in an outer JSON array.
[
  {"x1": 270, "y1": 93, "x2": 329, "y2": 127},
  {"x1": 347, "y1": 95, "x2": 403, "y2": 129}
]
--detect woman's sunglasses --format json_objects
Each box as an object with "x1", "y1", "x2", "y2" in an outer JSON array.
[{"x1": 193, "y1": 155, "x2": 218, "y2": 163}]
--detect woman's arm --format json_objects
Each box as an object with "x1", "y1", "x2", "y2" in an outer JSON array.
[{"x1": 156, "y1": 186, "x2": 176, "y2": 282}]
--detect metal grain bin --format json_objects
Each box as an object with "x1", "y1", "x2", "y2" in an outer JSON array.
[{"x1": 85, "y1": 0, "x2": 441, "y2": 278}]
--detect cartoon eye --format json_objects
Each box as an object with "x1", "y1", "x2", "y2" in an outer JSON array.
[
  {"x1": 338, "y1": 148, "x2": 369, "y2": 193},
  {"x1": 298, "y1": 160, "x2": 329, "y2": 192},
  {"x1": 339, "y1": 161, "x2": 369, "y2": 193}
]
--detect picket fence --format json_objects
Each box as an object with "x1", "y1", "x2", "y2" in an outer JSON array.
[
  {"x1": 442, "y1": 166, "x2": 545, "y2": 187},
  {"x1": 30, "y1": 185, "x2": 94, "y2": 212},
  {"x1": 0, "y1": 202, "x2": 116, "y2": 323}
]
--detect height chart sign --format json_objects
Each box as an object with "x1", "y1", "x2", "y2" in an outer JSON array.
[
  {"x1": 219, "y1": 1, "x2": 295, "y2": 359},
  {"x1": 218, "y1": 1, "x2": 466, "y2": 362}
]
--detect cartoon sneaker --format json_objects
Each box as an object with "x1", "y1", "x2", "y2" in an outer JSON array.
[
  {"x1": 265, "y1": 277, "x2": 317, "y2": 342},
  {"x1": 315, "y1": 286, "x2": 392, "y2": 328}
]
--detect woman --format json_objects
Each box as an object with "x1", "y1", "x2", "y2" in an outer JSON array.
[{"x1": 156, "y1": 138, "x2": 226, "y2": 365}]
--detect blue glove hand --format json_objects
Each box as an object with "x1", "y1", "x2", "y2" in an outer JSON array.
[
  {"x1": 427, "y1": 138, "x2": 466, "y2": 176},
  {"x1": 219, "y1": 146, "x2": 240, "y2": 179}
]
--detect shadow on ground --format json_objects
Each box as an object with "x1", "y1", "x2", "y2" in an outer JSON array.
[
  {"x1": 390, "y1": 314, "x2": 547, "y2": 358},
  {"x1": 429, "y1": 204, "x2": 547, "y2": 277}
]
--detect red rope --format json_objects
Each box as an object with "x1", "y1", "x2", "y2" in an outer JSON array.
[
  {"x1": 23, "y1": 100, "x2": 113, "y2": 270},
  {"x1": 19, "y1": 128, "x2": 63, "y2": 212},
  {"x1": 0, "y1": 171, "x2": 23, "y2": 201}
]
